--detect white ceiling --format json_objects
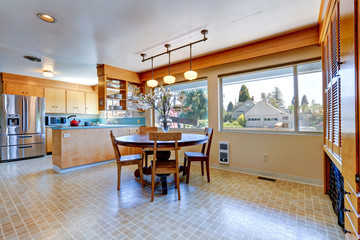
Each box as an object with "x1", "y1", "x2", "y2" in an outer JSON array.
[{"x1": 0, "y1": 0, "x2": 321, "y2": 85}]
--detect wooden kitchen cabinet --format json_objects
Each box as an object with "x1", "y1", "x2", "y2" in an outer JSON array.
[
  {"x1": 5, "y1": 82, "x2": 44, "y2": 97},
  {"x1": 46, "y1": 127, "x2": 52, "y2": 153},
  {"x1": 85, "y1": 92, "x2": 99, "y2": 114},
  {"x1": 45, "y1": 88, "x2": 66, "y2": 113},
  {"x1": 67, "y1": 90, "x2": 85, "y2": 114}
]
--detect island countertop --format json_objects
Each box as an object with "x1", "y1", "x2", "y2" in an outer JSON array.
[{"x1": 51, "y1": 124, "x2": 145, "y2": 130}]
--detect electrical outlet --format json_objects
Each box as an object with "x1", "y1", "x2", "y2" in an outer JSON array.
[
  {"x1": 263, "y1": 154, "x2": 269, "y2": 162},
  {"x1": 137, "y1": 119, "x2": 140, "y2": 124},
  {"x1": 64, "y1": 134, "x2": 71, "y2": 138}
]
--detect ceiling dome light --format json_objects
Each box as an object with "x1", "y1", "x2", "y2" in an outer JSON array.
[
  {"x1": 43, "y1": 70, "x2": 54, "y2": 78},
  {"x1": 163, "y1": 75, "x2": 176, "y2": 84},
  {"x1": 184, "y1": 44, "x2": 197, "y2": 80},
  {"x1": 37, "y1": 13, "x2": 56, "y2": 23}
]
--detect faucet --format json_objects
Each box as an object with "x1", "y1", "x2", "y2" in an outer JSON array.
[{"x1": 67, "y1": 115, "x2": 77, "y2": 119}]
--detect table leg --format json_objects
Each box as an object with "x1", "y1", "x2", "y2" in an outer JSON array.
[{"x1": 134, "y1": 151, "x2": 184, "y2": 195}]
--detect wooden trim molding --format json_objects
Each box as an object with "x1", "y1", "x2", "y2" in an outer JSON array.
[
  {"x1": 139, "y1": 26, "x2": 319, "y2": 82},
  {"x1": 318, "y1": 0, "x2": 338, "y2": 43},
  {"x1": 323, "y1": 145, "x2": 342, "y2": 172},
  {"x1": 97, "y1": 64, "x2": 140, "y2": 83},
  {"x1": 1, "y1": 72, "x2": 94, "y2": 92}
]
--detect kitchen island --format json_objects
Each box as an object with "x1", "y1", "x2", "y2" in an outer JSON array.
[{"x1": 51, "y1": 125, "x2": 144, "y2": 172}]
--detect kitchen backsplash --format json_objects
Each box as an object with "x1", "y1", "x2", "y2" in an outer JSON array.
[{"x1": 45, "y1": 113, "x2": 145, "y2": 126}]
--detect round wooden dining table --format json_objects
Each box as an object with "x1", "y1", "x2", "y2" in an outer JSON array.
[{"x1": 115, "y1": 133, "x2": 208, "y2": 194}]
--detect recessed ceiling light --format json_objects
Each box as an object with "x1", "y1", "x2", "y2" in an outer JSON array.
[
  {"x1": 36, "y1": 13, "x2": 56, "y2": 23},
  {"x1": 24, "y1": 55, "x2": 42, "y2": 62},
  {"x1": 43, "y1": 70, "x2": 54, "y2": 78}
]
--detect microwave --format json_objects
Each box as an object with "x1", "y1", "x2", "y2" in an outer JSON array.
[{"x1": 45, "y1": 116, "x2": 67, "y2": 126}]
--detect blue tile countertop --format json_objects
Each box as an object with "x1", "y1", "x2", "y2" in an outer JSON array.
[{"x1": 51, "y1": 124, "x2": 145, "y2": 130}]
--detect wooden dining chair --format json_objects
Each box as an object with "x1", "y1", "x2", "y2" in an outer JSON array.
[
  {"x1": 139, "y1": 127, "x2": 158, "y2": 167},
  {"x1": 149, "y1": 132, "x2": 182, "y2": 202},
  {"x1": 183, "y1": 128, "x2": 213, "y2": 184},
  {"x1": 110, "y1": 130, "x2": 144, "y2": 190}
]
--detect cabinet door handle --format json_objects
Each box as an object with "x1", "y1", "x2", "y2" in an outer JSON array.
[
  {"x1": 344, "y1": 229, "x2": 351, "y2": 234},
  {"x1": 345, "y1": 191, "x2": 351, "y2": 195},
  {"x1": 345, "y1": 208, "x2": 351, "y2": 213}
]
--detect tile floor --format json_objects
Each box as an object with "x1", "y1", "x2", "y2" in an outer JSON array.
[{"x1": 0, "y1": 156, "x2": 343, "y2": 240}]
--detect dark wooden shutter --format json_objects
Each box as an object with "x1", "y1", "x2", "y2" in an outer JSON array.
[{"x1": 323, "y1": 1, "x2": 341, "y2": 157}]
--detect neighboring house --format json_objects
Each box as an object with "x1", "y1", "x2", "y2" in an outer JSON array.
[
  {"x1": 244, "y1": 101, "x2": 293, "y2": 128},
  {"x1": 231, "y1": 99, "x2": 255, "y2": 119}
]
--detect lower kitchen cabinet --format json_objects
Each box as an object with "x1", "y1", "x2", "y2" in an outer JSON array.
[{"x1": 46, "y1": 127, "x2": 52, "y2": 154}]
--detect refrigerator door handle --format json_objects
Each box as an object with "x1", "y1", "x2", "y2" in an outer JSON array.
[
  {"x1": 18, "y1": 145, "x2": 32, "y2": 149},
  {"x1": 18, "y1": 136, "x2": 32, "y2": 139},
  {"x1": 22, "y1": 97, "x2": 26, "y2": 132},
  {"x1": 25, "y1": 97, "x2": 28, "y2": 132}
]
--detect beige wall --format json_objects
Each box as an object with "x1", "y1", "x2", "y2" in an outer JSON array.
[{"x1": 148, "y1": 45, "x2": 323, "y2": 186}]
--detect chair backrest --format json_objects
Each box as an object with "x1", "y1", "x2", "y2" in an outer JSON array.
[
  {"x1": 110, "y1": 130, "x2": 121, "y2": 163},
  {"x1": 201, "y1": 128, "x2": 214, "y2": 157},
  {"x1": 139, "y1": 126, "x2": 158, "y2": 134},
  {"x1": 149, "y1": 132, "x2": 182, "y2": 165}
]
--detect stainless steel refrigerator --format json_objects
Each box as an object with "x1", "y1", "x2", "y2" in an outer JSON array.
[{"x1": 0, "y1": 94, "x2": 45, "y2": 161}]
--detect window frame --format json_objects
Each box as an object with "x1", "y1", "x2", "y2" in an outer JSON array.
[
  {"x1": 153, "y1": 78, "x2": 209, "y2": 131},
  {"x1": 219, "y1": 59, "x2": 323, "y2": 135}
]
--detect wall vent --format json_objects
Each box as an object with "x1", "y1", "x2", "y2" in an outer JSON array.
[
  {"x1": 257, "y1": 176, "x2": 276, "y2": 182},
  {"x1": 219, "y1": 142, "x2": 229, "y2": 164}
]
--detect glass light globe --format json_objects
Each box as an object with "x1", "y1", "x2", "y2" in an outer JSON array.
[
  {"x1": 184, "y1": 70, "x2": 198, "y2": 80},
  {"x1": 146, "y1": 79, "x2": 158, "y2": 88},
  {"x1": 163, "y1": 75, "x2": 176, "y2": 84}
]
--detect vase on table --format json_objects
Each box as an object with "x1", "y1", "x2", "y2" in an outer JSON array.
[{"x1": 160, "y1": 118, "x2": 171, "y2": 133}]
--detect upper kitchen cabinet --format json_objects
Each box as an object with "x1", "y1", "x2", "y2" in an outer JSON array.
[
  {"x1": 45, "y1": 88, "x2": 66, "y2": 113},
  {"x1": 85, "y1": 92, "x2": 99, "y2": 114},
  {"x1": 67, "y1": 90, "x2": 85, "y2": 114},
  {"x1": 4, "y1": 82, "x2": 44, "y2": 97}
]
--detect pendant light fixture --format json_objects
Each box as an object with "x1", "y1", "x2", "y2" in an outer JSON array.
[
  {"x1": 163, "y1": 44, "x2": 175, "y2": 84},
  {"x1": 140, "y1": 29, "x2": 208, "y2": 85},
  {"x1": 184, "y1": 44, "x2": 197, "y2": 80},
  {"x1": 142, "y1": 54, "x2": 158, "y2": 88}
]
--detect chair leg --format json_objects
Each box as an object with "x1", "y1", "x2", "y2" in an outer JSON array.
[
  {"x1": 138, "y1": 161, "x2": 144, "y2": 188},
  {"x1": 151, "y1": 164, "x2": 155, "y2": 202},
  {"x1": 174, "y1": 173, "x2": 177, "y2": 188},
  {"x1": 175, "y1": 170, "x2": 181, "y2": 200},
  {"x1": 201, "y1": 160, "x2": 204, "y2": 175},
  {"x1": 183, "y1": 156, "x2": 187, "y2": 177},
  {"x1": 117, "y1": 165, "x2": 121, "y2": 190},
  {"x1": 206, "y1": 159, "x2": 210, "y2": 182},
  {"x1": 186, "y1": 160, "x2": 191, "y2": 184}
]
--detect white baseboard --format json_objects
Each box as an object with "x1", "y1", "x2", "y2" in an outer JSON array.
[{"x1": 201, "y1": 162, "x2": 323, "y2": 187}]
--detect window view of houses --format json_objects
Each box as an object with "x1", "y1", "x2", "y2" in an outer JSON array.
[
  {"x1": 155, "y1": 80, "x2": 209, "y2": 129},
  {"x1": 222, "y1": 61, "x2": 323, "y2": 132}
]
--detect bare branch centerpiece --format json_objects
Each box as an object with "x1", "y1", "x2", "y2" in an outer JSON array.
[{"x1": 136, "y1": 86, "x2": 192, "y2": 132}]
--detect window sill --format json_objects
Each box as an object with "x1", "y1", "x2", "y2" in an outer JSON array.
[
  {"x1": 167, "y1": 128, "x2": 206, "y2": 132},
  {"x1": 221, "y1": 129, "x2": 323, "y2": 136}
]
